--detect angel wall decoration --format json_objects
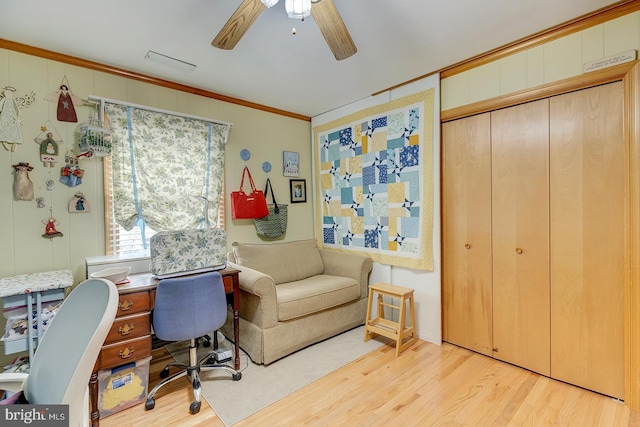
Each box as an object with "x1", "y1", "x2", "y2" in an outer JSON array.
[
  {"x1": 0, "y1": 86, "x2": 36, "y2": 151},
  {"x1": 42, "y1": 209, "x2": 63, "y2": 239},
  {"x1": 44, "y1": 77, "x2": 82, "y2": 122}
]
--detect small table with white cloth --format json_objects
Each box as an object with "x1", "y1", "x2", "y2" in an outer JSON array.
[{"x1": 0, "y1": 270, "x2": 74, "y2": 364}]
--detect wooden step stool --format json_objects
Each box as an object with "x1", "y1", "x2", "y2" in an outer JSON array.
[{"x1": 364, "y1": 282, "x2": 417, "y2": 356}]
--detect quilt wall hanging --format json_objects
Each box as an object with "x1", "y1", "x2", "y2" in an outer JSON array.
[{"x1": 313, "y1": 89, "x2": 434, "y2": 270}]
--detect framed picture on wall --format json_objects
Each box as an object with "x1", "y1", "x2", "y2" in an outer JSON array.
[
  {"x1": 290, "y1": 179, "x2": 306, "y2": 203},
  {"x1": 283, "y1": 151, "x2": 299, "y2": 177}
]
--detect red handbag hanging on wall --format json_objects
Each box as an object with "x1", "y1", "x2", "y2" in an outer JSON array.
[{"x1": 231, "y1": 166, "x2": 269, "y2": 219}]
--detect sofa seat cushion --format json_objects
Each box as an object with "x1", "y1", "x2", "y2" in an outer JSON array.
[
  {"x1": 275, "y1": 275, "x2": 361, "y2": 321},
  {"x1": 232, "y1": 239, "x2": 324, "y2": 285}
]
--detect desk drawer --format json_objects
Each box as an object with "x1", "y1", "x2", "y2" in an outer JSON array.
[
  {"x1": 99, "y1": 336, "x2": 151, "y2": 370},
  {"x1": 116, "y1": 292, "x2": 150, "y2": 316},
  {"x1": 104, "y1": 313, "x2": 150, "y2": 345},
  {"x1": 223, "y1": 275, "x2": 234, "y2": 293}
]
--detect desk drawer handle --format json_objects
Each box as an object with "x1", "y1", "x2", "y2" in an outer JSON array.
[
  {"x1": 118, "y1": 323, "x2": 135, "y2": 336},
  {"x1": 119, "y1": 347, "x2": 134, "y2": 359},
  {"x1": 118, "y1": 300, "x2": 134, "y2": 311}
]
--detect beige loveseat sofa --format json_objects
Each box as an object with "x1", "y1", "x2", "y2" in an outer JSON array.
[{"x1": 220, "y1": 239, "x2": 373, "y2": 365}]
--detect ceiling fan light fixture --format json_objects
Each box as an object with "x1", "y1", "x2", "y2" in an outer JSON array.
[
  {"x1": 285, "y1": 0, "x2": 311, "y2": 20},
  {"x1": 261, "y1": 0, "x2": 279, "y2": 7}
]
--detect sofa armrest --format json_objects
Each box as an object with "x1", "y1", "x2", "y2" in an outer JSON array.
[
  {"x1": 318, "y1": 250, "x2": 373, "y2": 300},
  {"x1": 228, "y1": 262, "x2": 278, "y2": 329}
]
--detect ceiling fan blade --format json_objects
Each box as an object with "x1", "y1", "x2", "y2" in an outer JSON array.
[
  {"x1": 212, "y1": 0, "x2": 266, "y2": 50},
  {"x1": 311, "y1": 0, "x2": 357, "y2": 61}
]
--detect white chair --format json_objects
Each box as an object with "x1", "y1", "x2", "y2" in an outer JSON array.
[{"x1": 0, "y1": 278, "x2": 119, "y2": 427}]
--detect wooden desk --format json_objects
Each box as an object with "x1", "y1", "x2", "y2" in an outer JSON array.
[{"x1": 89, "y1": 268, "x2": 240, "y2": 427}]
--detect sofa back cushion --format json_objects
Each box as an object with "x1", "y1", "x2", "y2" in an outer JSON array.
[{"x1": 232, "y1": 239, "x2": 324, "y2": 285}]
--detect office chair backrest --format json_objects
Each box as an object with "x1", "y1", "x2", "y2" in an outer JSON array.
[
  {"x1": 25, "y1": 278, "x2": 118, "y2": 425},
  {"x1": 153, "y1": 272, "x2": 226, "y2": 342}
]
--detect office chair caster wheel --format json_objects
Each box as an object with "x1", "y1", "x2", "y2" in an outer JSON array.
[
  {"x1": 160, "y1": 367, "x2": 170, "y2": 379},
  {"x1": 233, "y1": 372, "x2": 242, "y2": 381},
  {"x1": 189, "y1": 401, "x2": 201, "y2": 414},
  {"x1": 145, "y1": 399, "x2": 155, "y2": 411}
]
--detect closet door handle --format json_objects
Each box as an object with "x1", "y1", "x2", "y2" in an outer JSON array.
[
  {"x1": 515, "y1": 248, "x2": 523, "y2": 254},
  {"x1": 464, "y1": 243, "x2": 471, "y2": 249}
]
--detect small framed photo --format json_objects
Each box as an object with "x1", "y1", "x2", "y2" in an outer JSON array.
[
  {"x1": 283, "y1": 151, "x2": 300, "y2": 177},
  {"x1": 290, "y1": 179, "x2": 307, "y2": 203}
]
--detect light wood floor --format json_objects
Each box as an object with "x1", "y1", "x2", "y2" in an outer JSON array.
[{"x1": 99, "y1": 340, "x2": 640, "y2": 426}]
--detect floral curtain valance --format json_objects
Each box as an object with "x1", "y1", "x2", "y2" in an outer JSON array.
[{"x1": 105, "y1": 103, "x2": 230, "y2": 233}]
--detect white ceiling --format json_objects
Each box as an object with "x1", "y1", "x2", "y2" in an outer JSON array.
[{"x1": 0, "y1": 0, "x2": 622, "y2": 118}]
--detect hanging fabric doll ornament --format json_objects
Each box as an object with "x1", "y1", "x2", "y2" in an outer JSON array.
[
  {"x1": 69, "y1": 192, "x2": 90, "y2": 213},
  {"x1": 44, "y1": 76, "x2": 83, "y2": 123},
  {"x1": 61, "y1": 143, "x2": 84, "y2": 188},
  {"x1": 34, "y1": 121, "x2": 63, "y2": 168},
  {"x1": 12, "y1": 162, "x2": 34, "y2": 201},
  {"x1": 0, "y1": 86, "x2": 36, "y2": 151},
  {"x1": 60, "y1": 163, "x2": 84, "y2": 187},
  {"x1": 42, "y1": 209, "x2": 63, "y2": 239}
]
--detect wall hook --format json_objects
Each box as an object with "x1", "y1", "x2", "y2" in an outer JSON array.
[{"x1": 262, "y1": 161, "x2": 272, "y2": 174}]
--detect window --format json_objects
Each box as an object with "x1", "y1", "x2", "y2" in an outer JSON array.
[
  {"x1": 101, "y1": 101, "x2": 229, "y2": 256},
  {"x1": 103, "y1": 152, "x2": 226, "y2": 256},
  {"x1": 104, "y1": 158, "x2": 153, "y2": 255}
]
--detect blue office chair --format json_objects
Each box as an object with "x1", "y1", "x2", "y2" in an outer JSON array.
[{"x1": 145, "y1": 272, "x2": 241, "y2": 414}]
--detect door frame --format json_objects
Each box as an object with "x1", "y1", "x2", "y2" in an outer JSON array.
[{"x1": 441, "y1": 60, "x2": 640, "y2": 409}]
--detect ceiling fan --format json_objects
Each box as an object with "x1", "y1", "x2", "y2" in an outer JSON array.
[{"x1": 211, "y1": 0, "x2": 357, "y2": 61}]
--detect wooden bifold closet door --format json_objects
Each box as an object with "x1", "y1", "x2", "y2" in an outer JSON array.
[
  {"x1": 442, "y1": 81, "x2": 625, "y2": 399},
  {"x1": 442, "y1": 113, "x2": 493, "y2": 356},
  {"x1": 549, "y1": 82, "x2": 625, "y2": 399},
  {"x1": 491, "y1": 99, "x2": 550, "y2": 376}
]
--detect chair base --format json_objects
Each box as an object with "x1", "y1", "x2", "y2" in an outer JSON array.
[{"x1": 145, "y1": 337, "x2": 241, "y2": 414}]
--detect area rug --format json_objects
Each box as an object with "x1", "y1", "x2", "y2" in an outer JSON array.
[{"x1": 166, "y1": 326, "x2": 386, "y2": 426}]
